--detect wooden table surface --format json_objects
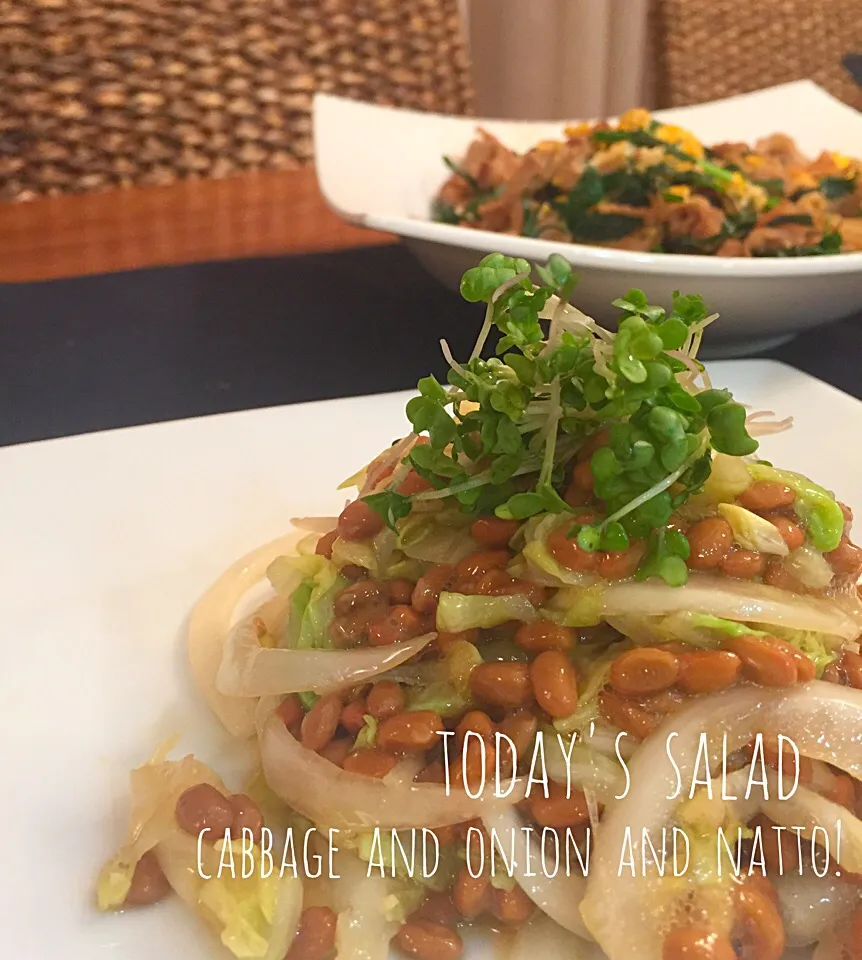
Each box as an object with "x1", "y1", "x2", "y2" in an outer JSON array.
[{"x1": 0, "y1": 167, "x2": 394, "y2": 284}]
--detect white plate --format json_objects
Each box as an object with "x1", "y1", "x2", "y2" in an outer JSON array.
[
  {"x1": 314, "y1": 82, "x2": 862, "y2": 355},
  {"x1": 2, "y1": 360, "x2": 860, "y2": 957}
]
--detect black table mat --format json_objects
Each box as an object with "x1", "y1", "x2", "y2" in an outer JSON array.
[{"x1": 1, "y1": 243, "x2": 859, "y2": 448}]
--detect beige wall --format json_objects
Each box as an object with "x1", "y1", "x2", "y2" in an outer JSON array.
[{"x1": 466, "y1": 0, "x2": 653, "y2": 120}]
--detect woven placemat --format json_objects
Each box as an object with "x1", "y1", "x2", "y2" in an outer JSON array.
[
  {"x1": 653, "y1": 0, "x2": 862, "y2": 111},
  {"x1": 0, "y1": 0, "x2": 473, "y2": 202}
]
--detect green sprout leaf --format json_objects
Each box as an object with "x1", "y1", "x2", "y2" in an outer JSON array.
[
  {"x1": 655, "y1": 317, "x2": 688, "y2": 350},
  {"x1": 706, "y1": 402, "x2": 759, "y2": 456},
  {"x1": 577, "y1": 525, "x2": 602, "y2": 552},
  {"x1": 495, "y1": 492, "x2": 548, "y2": 521},
  {"x1": 636, "y1": 526, "x2": 690, "y2": 585},
  {"x1": 388, "y1": 252, "x2": 755, "y2": 564},
  {"x1": 671, "y1": 291, "x2": 710, "y2": 326},
  {"x1": 417, "y1": 374, "x2": 448, "y2": 404},
  {"x1": 459, "y1": 253, "x2": 532, "y2": 302},
  {"x1": 536, "y1": 252, "x2": 574, "y2": 288},
  {"x1": 362, "y1": 490, "x2": 413, "y2": 531},
  {"x1": 601, "y1": 521, "x2": 630, "y2": 551}
]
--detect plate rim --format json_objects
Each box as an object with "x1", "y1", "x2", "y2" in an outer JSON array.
[
  {"x1": 1, "y1": 359, "x2": 857, "y2": 460},
  {"x1": 358, "y1": 214, "x2": 862, "y2": 278}
]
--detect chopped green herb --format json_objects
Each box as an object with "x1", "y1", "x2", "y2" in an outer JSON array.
[
  {"x1": 570, "y1": 212, "x2": 643, "y2": 242},
  {"x1": 767, "y1": 213, "x2": 814, "y2": 228},
  {"x1": 442, "y1": 155, "x2": 481, "y2": 192},
  {"x1": 591, "y1": 128, "x2": 735, "y2": 186},
  {"x1": 753, "y1": 229, "x2": 842, "y2": 257},
  {"x1": 521, "y1": 200, "x2": 541, "y2": 238},
  {"x1": 432, "y1": 199, "x2": 460, "y2": 224},
  {"x1": 820, "y1": 175, "x2": 856, "y2": 200},
  {"x1": 754, "y1": 177, "x2": 785, "y2": 196}
]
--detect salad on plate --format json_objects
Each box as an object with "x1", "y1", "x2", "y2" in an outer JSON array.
[
  {"x1": 433, "y1": 111, "x2": 862, "y2": 257},
  {"x1": 97, "y1": 253, "x2": 862, "y2": 960}
]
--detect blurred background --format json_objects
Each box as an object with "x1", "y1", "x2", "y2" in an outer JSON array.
[
  {"x1": 471, "y1": 0, "x2": 862, "y2": 120},
  {"x1": 2, "y1": 0, "x2": 860, "y2": 202},
  {"x1": 0, "y1": 0, "x2": 860, "y2": 446}
]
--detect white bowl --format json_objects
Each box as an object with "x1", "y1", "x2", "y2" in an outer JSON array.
[{"x1": 314, "y1": 81, "x2": 862, "y2": 356}]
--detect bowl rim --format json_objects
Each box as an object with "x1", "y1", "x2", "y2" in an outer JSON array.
[
  {"x1": 355, "y1": 210, "x2": 862, "y2": 279},
  {"x1": 313, "y1": 88, "x2": 862, "y2": 281}
]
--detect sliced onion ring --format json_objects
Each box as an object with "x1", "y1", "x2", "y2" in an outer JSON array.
[
  {"x1": 756, "y1": 682, "x2": 862, "y2": 781},
  {"x1": 289, "y1": 516, "x2": 337, "y2": 534},
  {"x1": 383, "y1": 755, "x2": 426, "y2": 787},
  {"x1": 762, "y1": 772, "x2": 862, "y2": 875},
  {"x1": 776, "y1": 873, "x2": 860, "y2": 947},
  {"x1": 260, "y1": 716, "x2": 526, "y2": 830},
  {"x1": 580, "y1": 682, "x2": 862, "y2": 960},
  {"x1": 217, "y1": 619, "x2": 436, "y2": 697},
  {"x1": 188, "y1": 533, "x2": 302, "y2": 739},
  {"x1": 483, "y1": 807, "x2": 592, "y2": 940},
  {"x1": 359, "y1": 433, "x2": 417, "y2": 497},
  {"x1": 331, "y1": 849, "x2": 398, "y2": 960},
  {"x1": 509, "y1": 914, "x2": 599, "y2": 960},
  {"x1": 586, "y1": 574, "x2": 862, "y2": 641}
]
